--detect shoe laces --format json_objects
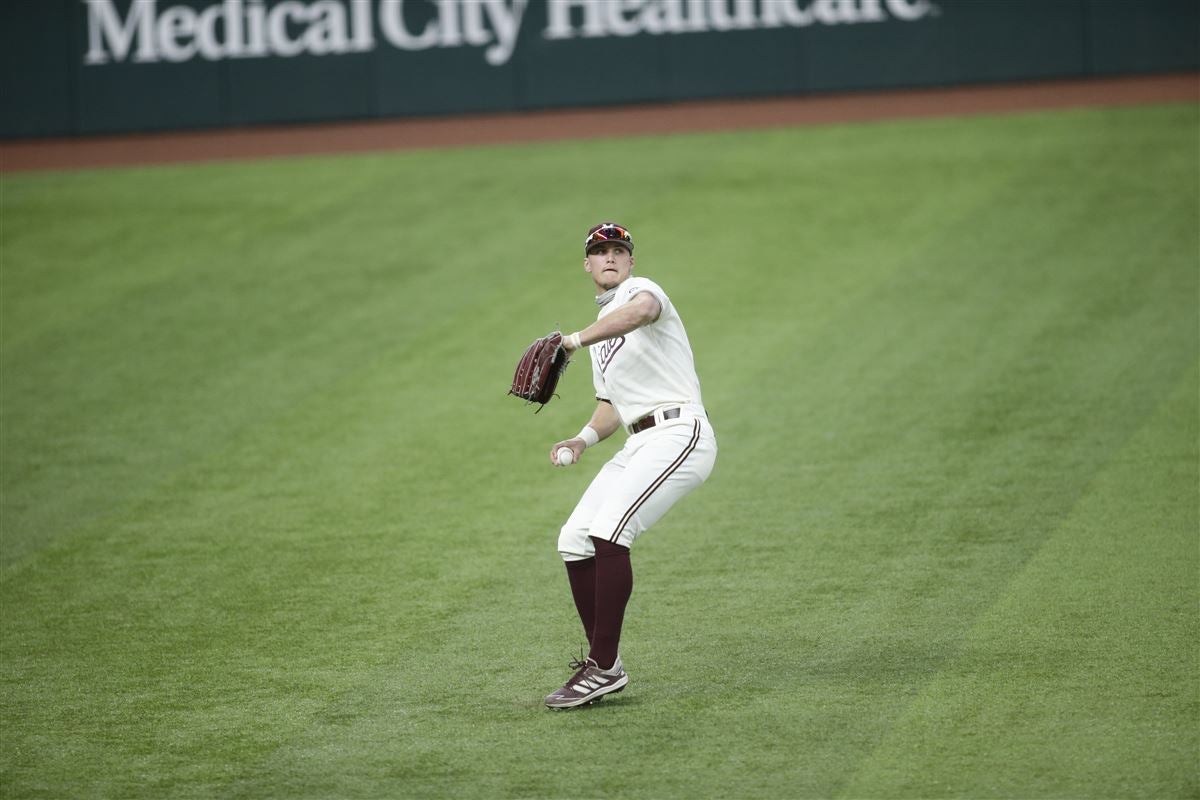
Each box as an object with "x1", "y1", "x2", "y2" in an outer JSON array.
[{"x1": 567, "y1": 646, "x2": 593, "y2": 678}]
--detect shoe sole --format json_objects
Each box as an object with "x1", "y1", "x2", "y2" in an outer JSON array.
[{"x1": 545, "y1": 675, "x2": 629, "y2": 709}]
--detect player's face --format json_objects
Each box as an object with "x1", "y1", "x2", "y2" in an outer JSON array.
[{"x1": 585, "y1": 243, "x2": 634, "y2": 290}]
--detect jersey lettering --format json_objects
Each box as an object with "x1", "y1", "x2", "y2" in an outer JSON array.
[{"x1": 595, "y1": 336, "x2": 626, "y2": 374}]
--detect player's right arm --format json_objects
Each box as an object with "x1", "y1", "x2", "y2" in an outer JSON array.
[
  {"x1": 562, "y1": 292, "x2": 661, "y2": 353},
  {"x1": 549, "y1": 401, "x2": 621, "y2": 466}
]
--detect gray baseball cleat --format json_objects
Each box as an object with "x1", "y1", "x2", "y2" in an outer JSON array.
[{"x1": 544, "y1": 655, "x2": 629, "y2": 709}]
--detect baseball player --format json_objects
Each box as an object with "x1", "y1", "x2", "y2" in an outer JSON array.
[{"x1": 543, "y1": 222, "x2": 717, "y2": 709}]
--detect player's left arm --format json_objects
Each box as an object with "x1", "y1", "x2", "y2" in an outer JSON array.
[
  {"x1": 563, "y1": 292, "x2": 661, "y2": 353},
  {"x1": 548, "y1": 400, "x2": 621, "y2": 466}
]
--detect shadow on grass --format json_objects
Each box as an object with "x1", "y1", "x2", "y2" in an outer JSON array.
[{"x1": 539, "y1": 693, "x2": 645, "y2": 714}]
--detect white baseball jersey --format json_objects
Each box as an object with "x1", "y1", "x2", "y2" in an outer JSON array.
[
  {"x1": 589, "y1": 276, "x2": 704, "y2": 427},
  {"x1": 559, "y1": 275, "x2": 716, "y2": 561}
]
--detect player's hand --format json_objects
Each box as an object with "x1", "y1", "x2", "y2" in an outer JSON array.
[{"x1": 548, "y1": 438, "x2": 586, "y2": 467}]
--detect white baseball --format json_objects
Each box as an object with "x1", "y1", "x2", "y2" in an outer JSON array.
[{"x1": 556, "y1": 447, "x2": 575, "y2": 466}]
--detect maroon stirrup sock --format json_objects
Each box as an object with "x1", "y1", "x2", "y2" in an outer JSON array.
[
  {"x1": 564, "y1": 558, "x2": 596, "y2": 645},
  {"x1": 588, "y1": 537, "x2": 633, "y2": 670}
]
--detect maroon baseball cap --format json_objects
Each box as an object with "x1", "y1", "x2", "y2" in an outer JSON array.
[{"x1": 584, "y1": 222, "x2": 634, "y2": 255}]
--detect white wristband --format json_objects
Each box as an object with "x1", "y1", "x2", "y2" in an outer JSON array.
[
  {"x1": 576, "y1": 425, "x2": 600, "y2": 448},
  {"x1": 565, "y1": 331, "x2": 584, "y2": 350}
]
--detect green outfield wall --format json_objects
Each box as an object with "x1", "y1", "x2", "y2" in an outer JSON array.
[{"x1": 2, "y1": 0, "x2": 1196, "y2": 138}]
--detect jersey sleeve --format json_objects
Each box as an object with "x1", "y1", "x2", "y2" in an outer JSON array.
[{"x1": 622, "y1": 277, "x2": 672, "y2": 318}]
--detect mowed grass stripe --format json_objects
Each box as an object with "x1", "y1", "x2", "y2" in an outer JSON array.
[
  {"x1": 839, "y1": 365, "x2": 1199, "y2": 799},
  {"x1": 1, "y1": 103, "x2": 1196, "y2": 798}
]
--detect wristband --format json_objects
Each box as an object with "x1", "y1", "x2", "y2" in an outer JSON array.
[
  {"x1": 576, "y1": 425, "x2": 600, "y2": 448},
  {"x1": 565, "y1": 331, "x2": 584, "y2": 351}
]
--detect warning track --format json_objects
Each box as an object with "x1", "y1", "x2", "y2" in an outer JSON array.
[{"x1": 1, "y1": 72, "x2": 1195, "y2": 173}]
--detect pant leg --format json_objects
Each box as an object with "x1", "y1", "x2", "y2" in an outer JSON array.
[
  {"x1": 557, "y1": 447, "x2": 631, "y2": 561},
  {"x1": 588, "y1": 417, "x2": 717, "y2": 549}
]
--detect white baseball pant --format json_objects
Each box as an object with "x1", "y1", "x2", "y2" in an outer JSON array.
[{"x1": 558, "y1": 410, "x2": 717, "y2": 560}]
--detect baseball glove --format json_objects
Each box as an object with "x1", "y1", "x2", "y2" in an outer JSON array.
[{"x1": 509, "y1": 331, "x2": 570, "y2": 411}]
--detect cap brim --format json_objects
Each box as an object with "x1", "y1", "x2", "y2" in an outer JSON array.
[{"x1": 585, "y1": 240, "x2": 634, "y2": 255}]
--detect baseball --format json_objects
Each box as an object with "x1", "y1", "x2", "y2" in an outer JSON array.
[{"x1": 556, "y1": 447, "x2": 575, "y2": 466}]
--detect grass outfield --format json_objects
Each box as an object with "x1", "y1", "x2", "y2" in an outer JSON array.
[{"x1": 2, "y1": 103, "x2": 1197, "y2": 798}]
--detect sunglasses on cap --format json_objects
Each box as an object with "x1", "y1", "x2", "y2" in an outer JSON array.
[{"x1": 585, "y1": 224, "x2": 633, "y2": 253}]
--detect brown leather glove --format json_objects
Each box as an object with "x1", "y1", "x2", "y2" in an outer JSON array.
[{"x1": 509, "y1": 331, "x2": 570, "y2": 411}]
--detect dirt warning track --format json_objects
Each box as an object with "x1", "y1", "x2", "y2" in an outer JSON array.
[{"x1": 1, "y1": 72, "x2": 1195, "y2": 173}]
